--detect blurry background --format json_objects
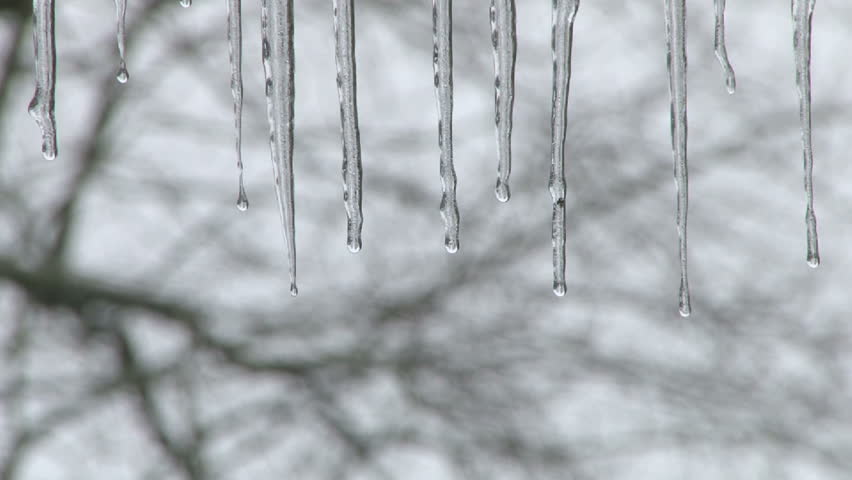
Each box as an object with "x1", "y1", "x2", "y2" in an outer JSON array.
[{"x1": 1, "y1": 0, "x2": 852, "y2": 478}]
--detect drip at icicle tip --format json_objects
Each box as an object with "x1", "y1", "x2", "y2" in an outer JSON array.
[
  {"x1": 553, "y1": 281, "x2": 566, "y2": 297},
  {"x1": 236, "y1": 187, "x2": 249, "y2": 212},
  {"x1": 678, "y1": 281, "x2": 691, "y2": 317},
  {"x1": 180, "y1": 0, "x2": 191, "y2": 8},
  {"x1": 725, "y1": 74, "x2": 736, "y2": 95},
  {"x1": 116, "y1": 62, "x2": 129, "y2": 84},
  {"x1": 495, "y1": 178, "x2": 511, "y2": 203},
  {"x1": 289, "y1": 282, "x2": 299, "y2": 297},
  {"x1": 444, "y1": 235, "x2": 459, "y2": 254},
  {"x1": 347, "y1": 232, "x2": 362, "y2": 254},
  {"x1": 807, "y1": 253, "x2": 820, "y2": 269}
]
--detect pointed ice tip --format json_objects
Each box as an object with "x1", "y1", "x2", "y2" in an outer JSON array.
[
  {"x1": 347, "y1": 237, "x2": 362, "y2": 253},
  {"x1": 444, "y1": 237, "x2": 459, "y2": 254},
  {"x1": 807, "y1": 254, "x2": 820, "y2": 269},
  {"x1": 236, "y1": 195, "x2": 249, "y2": 212},
  {"x1": 495, "y1": 180, "x2": 511, "y2": 203},
  {"x1": 553, "y1": 282, "x2": 566, "y2": 297},
  {"x1": 289, "y1": 283, "x2": 299, "y2": 297},
  {"x1": 116, "y1": 65, "x2": 129, "y2": 84},
  {"x1": 725, "y1": 75, "x2": 736, "y2": 95}
]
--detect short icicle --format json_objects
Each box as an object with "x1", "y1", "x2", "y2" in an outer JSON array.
[
  {"x1": 713, "y1": 0, "x2": 735, "y2": 93},
  {"x1": 228, "y1": 0, "x2": 249, "y2": 211},
  {"x1": 549, "y1": 0, "x2": 579, "y2": 297},
  {"x1": 114, "y1": 0, "x2": 129, "y2": 83},
  {"x1": 792, "y1": 0, "x2": 820, "y2": 268},
  {"x1": 261, "y1": 0, "x2": 298, "y2": 296},
  {"x1": 433, "y1": 0, "x2": 460, "y2": 253},
  {"x1": 490, "y1": 0, "x2": 517, "y2": 202},
  {"x1": 28, "y1": 0, "x2": 57, "y2": 160},
  {"x1": 332, "y1": 0, "x2": 364, "y2": 253},
  {"x1": 664, "y1": 0, "x2": 691, "y2": 316}
]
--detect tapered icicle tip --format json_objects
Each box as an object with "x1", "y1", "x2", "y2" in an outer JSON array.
[
  {"x1": 725, "y1": 74, "x2": 736, "y2": 95},
  {"x1": 347, "y1": 235, "x2": 362, "y2": 253},
  {"x1": 495, "y1": 178, "x2": 511, "y2": 203},
  {"x1": 678, "y1": 281, "x2": 691, "y2": 317},
  {"x1": 236, "y1": 190, "x2": 249, "y2": 212},
  {"x1": 116, "y1": 62, "x2": 129, "y2": 84},
  {"x1": 553, "y1": 281, "x2": 567, "y2": 297},
  {"x1": 289, "y1": 282, "x2": 299, "y2": 297},
  {"x1": 444, "y1": 236, "x2": 459, "y2": 254}
]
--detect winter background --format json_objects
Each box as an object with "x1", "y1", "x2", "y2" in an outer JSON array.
[{"x1": 1, "y1": 0, "x2": 852, "y2": 479}]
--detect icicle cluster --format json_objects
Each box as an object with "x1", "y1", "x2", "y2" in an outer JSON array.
[{"x1": 27, "y1": 2, "x2": 825, "y2": 313}]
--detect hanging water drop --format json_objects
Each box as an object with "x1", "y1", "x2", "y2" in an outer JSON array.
[
  {"x1": 433, "y1": 0, "x2": 460, "y2": 254},
  {"x1": 713, "y1": 0, "x2": 735, "y2": 94},
  {"x1": 261, "y1": 0, "x2": 298, "y2": 295},
  {"x1": 180, "y1": 0, "x2": 192, "y2": 8},
  {"x1": 792, "y1": 0, "x2": 820, "y2": 269},
  {"x1": 114, "y1": 0, "x2": 129, "y2": 84},
  {"x1": 228, "y1": 0, "x2": 248, "y2": 211},
  {"x1": 28, "y1": 0, "x2": 57, "y2": 161},
  {"x1": 490, "y1": 0, "x2": 517, "y2": 203},
  {"x1": 664, "y1": 0, "x2": 691, "y2": 317},
  {"x1": 332, "y1": 0, "x2": 364, "y2": 253},
  {"x1": 549, "y1": 0, "x2": 579, "y2": 297}
]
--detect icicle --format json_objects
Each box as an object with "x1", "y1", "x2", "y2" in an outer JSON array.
[
  {"x1": 332, "y1": 0, "x2": 364, "y2": 253},
  {"x1": 792, "y1": 0, "x2": 819, "y2": 268},
  {"x1": 261, "y1": 0, "x2": 298, "y2": 295},
  {"x1": 114, "y1": 0, "x2": 129, "y2": 83},
  {"x1": 28, "y1": 0, "x2": 57, "y2": 161},
  {"x1": 490, "y1": 0, "x2": 517, "y2": 202},
  {"x1": 549, "y1": 0, "x2": 579, "y2": 297},
  {"x1": 433, "y1": 0, "x2": 460, "y2": 253},
  {"x1": 664, "y1": 0, "x2": 691, "y2": 317},
  {"x1": 180, "y1": 0, "x2": 192, "y2": 8},
  {"x1": 713, "y1": 0, "x2": 735, "y2": 93},
  {"x1": 228, "y1": 0, "x2": 249, "y2": 211}
]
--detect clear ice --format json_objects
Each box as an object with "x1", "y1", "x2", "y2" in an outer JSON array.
[
  {"x1": 28, "y1": 0, "x2": 57, "y2": 160},
  {"x1": 664, "y1": 0, "x2": 691, "y2": 316},
  {"x1": 490, "y1": 0, "x2": 517, "y2": 202},
  {"x1": 114, "y1": 0, "x2": 129, "y2": 83},
  {"x1": 332, "y1": 0, "x2": 364, "y2": 253},
  {"x1": 228, "y1": 0, "x2": 249, "y2": 211},
  {"x1": 261, "y1": 0, "x2": 298, "y2": 295},
  {"x1": 713, "y1": 0, "x2": 735, "y2": 93},
  {"x1": 433, "y1": 0, "x2": 460, "y2": 253},
  {"x1": 792, "y1": 0, "x2": 820, "y2": 268},
  {"x1": 549, "y1": 0, "x2": 579, "y2": 297}
]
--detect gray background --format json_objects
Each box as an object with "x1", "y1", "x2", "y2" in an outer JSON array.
[{"x1": 0, "y1": 0, "x2": 851, "y2": 478}]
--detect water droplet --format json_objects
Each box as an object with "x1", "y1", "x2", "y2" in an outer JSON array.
[
  {"x1": 180, "y1": 0, "x2": 191, "y2": 8},
  {"x1": 553, "y1": 281, "x2": 566, "y2": 297},
  {"x1": 116, "y1": 63, "x2": 129, "y2": 84},
  {"x1": 807, "y1": 253, "x2": 820, "y2": 268},
  {"x1": 444, "y1": 236, "x2": 459, "y2": 254},
  {"x1": 236, "y1": 192, "x2": 249, "y2": 212},
  {"x1": 289, "y1": 283, "x2": 299, "y2": 296},
  {"x1": 495, "y1": 178, "x2": 511, "y2": 203},
  {"x1": 347, "y1": 236, "x2": 362, "y2": 253}
]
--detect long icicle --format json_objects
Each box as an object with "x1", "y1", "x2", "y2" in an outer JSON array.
[
  {"x1": 28, "y1": 0, "x2": 57, "y2": 161},
  {"x1": 114, "y1": 0, "x2": 129, "y2": 83},
  {"x1": 713, "y1": 0, "x2": 735, "y2": 93},
  {"x1": 490, "y1": 0, "x2": 517, "y2": 202},
  {"x1": 332, "y1": 0, "x2": 364, "y2": 253},
  {"x1": 792, "y1": 0, "x2": 819, "y2": 268},
  {"x1": 261, "y1": 0, "x2": 298, "y2": 296},
  {"x1": 228, "y1": 0, "x2": 249, "y2": 211},
  {"x1": 664, "y1": 0, "x2": 691, "y2": 316},
  {"x1": 549, "y1": 0, "x2": 579, "y2": 297},
  {"x1": 433, "y1": 0, "x2": 460, "y2": 253}
]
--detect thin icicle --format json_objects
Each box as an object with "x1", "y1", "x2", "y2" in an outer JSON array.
[
  {"x1": 433, "y1": 0, "x2": 460, "y2": 253},
  {"x1": 713, "y1": 0, "x2": 735, "y2": 93},
  {"x1": 227, "y1": 0, "x2": 248, "y2": 211},
  {"x1": 114, "y1": 0, "x2": 129, "y2": 83},
  {"x1": 261, "y1": 0, "x2": 298, "y2": 296},
  {"x1": 490, "y1": 0, "x2": 517, "y2": 202},
  {"x1": 180, "y1": 0, "x2": 191, "y2": 8},
  {"x1": 332, "y1": 0, "x2": 364, "y2": 253},
  {"x1": 549, "y1": 0, "x2": 579, "y2": 297},
  {"x1": 792, "y1": 0, "x2": 819, "y2": 268},
  {"x1": 664, "y1": 0, "x2": 691, "y2": 317},
  {"x1": 28, "y1": 0, "x2": 57, "y2": 161}
]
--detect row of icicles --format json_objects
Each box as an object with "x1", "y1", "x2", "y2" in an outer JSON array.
[{"x1": 27, "y1": 0, "x2": 820, "y2": 316}]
